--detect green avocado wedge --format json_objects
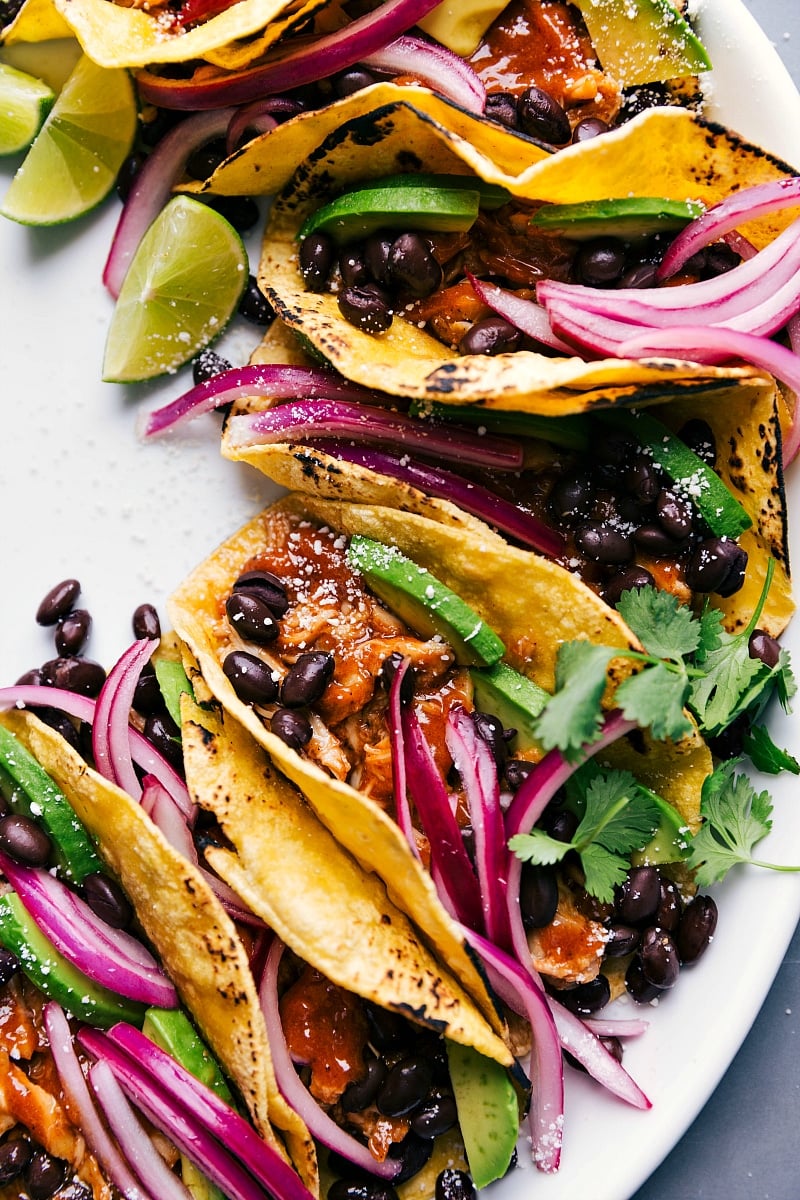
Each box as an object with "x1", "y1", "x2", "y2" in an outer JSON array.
[
  {"x1": 297, "y1": 183, "x2": 481, "y2": 244},
  {"x1": 571, "y1": 0, "x2": 711, "y2": 86},
  {"x1": 445, "y1": 1041, "x2": 519, "y2": 1188},
  {"x1": 469, "y1": 662, "x2": 548, "y2": 753},
  {"x1": 529, "y1": 197, "x2": 704, "y2": 241}
]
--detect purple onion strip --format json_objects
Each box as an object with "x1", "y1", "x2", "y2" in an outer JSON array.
[
  {"x1": 467, "y1": 274, "x2": 575, "y2": 353},
  {"x1": 386, "y1": 656, "x2": 420, "y2": 859},
  {"x1": 93, "y1": 639, "x2": 157, "y2": 801},
  {"x1": 361, "y1": 34, "x2": 486, "y2": 113},
  {"x1": 226, "y1": 98, "x2": 303, "y2": 153}
]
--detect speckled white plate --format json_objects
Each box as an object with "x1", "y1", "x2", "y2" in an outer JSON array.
[{"x1": 1, "y1": 3, "x2": 799, "y2": 1197}]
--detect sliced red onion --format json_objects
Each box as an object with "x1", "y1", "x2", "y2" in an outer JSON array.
[
  {"x1": 445, "y1": 707, "x2": 510, "y2": 947},
  {"x1": 0, "y1": 684, "x2": 194, "y2": 818},
  {"x1": 226, "y1": 398, "x2": 524, "y2": 470},
  {"x1": 361, "y1": 34, "x2": 485, "y2": 113},
  {"x1": 0, "y1": 851, "x2": 178, "y2": 1007},
  {"x1": 658, "y1": 177, "x2": 800, "y2": 280},
  {"x1": 89, "y1": 1059, "x2": 193, "y2": 1200},
  {"x1": 104, "y1": 109, "x2": 236, "y2": 298},
  {"x1": 260, "y1": 939, "x2": 402, "y2": 1180},
  {"x1": 401, "y1": 704, "x2": 484, "y2": 931},
  {"x1": 467, "y1": 274, "x2": 575, "y2": 353},
  {"x1": 142, "y1": 364, "x2": 382, "y2": 438},
  {"x1": 80, "y1": 1024, "x2": 313, "y2": 1200},
  {"x1": 548, "y1": 999, "x2": 651, "y2": 1110},
  {"x1": 136, "y1": 0, "x2": 445, "y2": 110},
  {"x1": 306, "y1": 441, "x2": 567, "y2": 557},
  {"x1": 386, "y1": 657, "x2": 419, "y2": 859},
  {"x1": 583, "y1": 1017, "x2": 649, "y2": 1038},
  {"x1": 461, "y1": 926, "x2": 563, "y2": 1173},
  {"x1": 44, "y1": 1002, "x2": 152, "y2": 1200},
  {"x1": 617, "y1": 326, "x2": 800, "y2": 463},
  {"x1": 141, "y1": 776, "x2": 265, "y2": 928},
  {"x1": 226, "y1": 98, "x2": 303, "y2": 153},
  {"x1": 93, "y1": 639, "x2": 157, "y2": 800}
]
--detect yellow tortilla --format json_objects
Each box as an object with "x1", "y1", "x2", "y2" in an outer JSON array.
[
  {"x1": 180, "y1": 690, "x2": 511, "y2": 1065},
  {"x1": 0, "y1": 707, "x2": 318, "y2": 1194},
  {"x1": 1, "y1": 0, "x2": 73, "y2": 44}
]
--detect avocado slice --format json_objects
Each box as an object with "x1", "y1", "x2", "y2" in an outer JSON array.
[
  {"x1": 446, "y1": 1041, "x2": 519, "y2": 1188},
  {"x1": 571, "y1": 0, "x2": 711, "y2": 86},
  {"x1": 408, "y1": 400, "x2": 589, "y2": 452},
  {"x1": 630, "y1": 793, "x2": 691, "y2": 865},
  {"x1": 597, "y1": 409, "x2": 752, "y2": 540},
  {"x1": 469, "y1": 662, "x2": 548, "y2": 752},
  {"x1": 0, "y1": 725, "x2": 101, "y2": 884},
  {"x1": 529, "y1": 197, "x2": 704, "y2": 242},
  {"x1": 0, "y1": 892, "x2": 146, "y2": 1027},
  {"x1": 346, "y1": 536, "x2": 505, "y2": 667},
  {"x1": 362, "y1": 173, "x2": 511, "y2": 211},
  {"x1": 143, "y1": 1007, "x2": 235, "y2": 1105},
  {"x1": 297, "y1": 184, "x2": 480, "y2": 245},
  {"x1": 154, "y1": 659, "x2": 193, "y2": 731}
]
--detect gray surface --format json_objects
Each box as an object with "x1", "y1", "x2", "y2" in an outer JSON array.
[{"x1": 632, "y1": 3, "x2": 800, "y2": 1196}]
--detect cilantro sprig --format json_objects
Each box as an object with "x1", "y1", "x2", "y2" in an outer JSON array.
[
  {"x1": 509, "y1": 768, "x2": 661, "y2": 902},
  {"x1": 531, "y1": 563, "x2": 795, "y2": 763}
]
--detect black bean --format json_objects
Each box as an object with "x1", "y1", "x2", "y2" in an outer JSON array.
[
  {"x1": 436, "y1": 1169, "x2": 476, "y2": 1200},
  {"x1": 225, "y1": 591, "x2": 280, "y2": 643},
  {"x1": 556, "y1": 973, "x2": 611, "y2": 1016},
  {"x1": 595, "y1": 429, "x2": 637, "y2": 467},
  {"x1": 387, "y1": 1131, "x2": 433, "y2": 1182},
  {"x1": 223, "y1": 651, "x2": 279, "y2": 706},
  {"x1": 484, "y1": 91, "x2": 520, "y2": 129},
  {"x1": 0, "y1": 1138, "x2": 31, "y2": 1184},
  {"x1": 270, "y1": 708, "x2": 312, "y2": 750},
  {"x1": 575, "y1": 238, "x2": 627, "y2": 287},
  {"x1": 472, "y1": 711, "x2": 507, "y2": 774},
  {"x1": 604, "y1": 922, "x2": 640, "y2": 957},
  {"x1": 707, "y1": 712, "x2": 750, "y2": 761},
  {"x1": 677, "y1": 418, "x2": 717, "y2": 467},
  {"x1": 0, "y1": 814, "x2": 52, "y2": 866},
  {"x1": 363, "y1": 235, "x2": 393, "y2": 287},
  {"x1": 458, "y1": 316, "x2": 522, "y2": 356},
  {"x1": 116, "y1": 151, "x2": 146, "y2": 203},
  {"x1": 132, "y1": 603, "x2": 161, "y2": 641},
  {"x1": 639, "y1": 926, "x2": 680, "y2": 988},
  {"x1": 704, "y1": 242, "x2": 740, "y2": 277},
  {"x1": 655, "y1": 489, "x2": 693, "y2": 540},
  {"x1": 36, "y1": 580, "x2": 80, "y2": 627},
  {"x1": 82, "y1": 872, "x2": 133, "y2": 930},
  {"x1": 519, "y1": 862, "x2": 558, "y2": 930},
  {"x1": 340, "y1": 1056, "x2": 387, "y2": 1112},
  {"x1": 625, "y1": 456, "x2": 661, "y2": 504},
  {"x1": 54, "y1": 609, "x2": 91, "y2": 657},
  {"x1": 633, "y1": 523, "x2": 688, "y2": 557},
  {"x1": 378, "y1": 653, "x2": 416, "y2": 705},
  {"x1": 388, "y1": 233, "x2": 443, "y2": 298},
  {"x1": 281, "y1": 652, "x2": 335, "y2": 708},
  {"x1": 192, "y1": 347, "x2": 233, "y2": 386},
  {"x1": 15, "y1": 668, "x2": 41, "y2": 686},
  {"x1": 340, "y1": 246, "x2": 369, "y2": 289},
  {"x1": 574, "y1": 523, "x2": 634, "y2": 564},
  {"x1": 333, "y1": 68, "x2": 377, "y2": 97},
  {"x1": 540, "y1": 806, "x2": 579, "y2": 844},
  {"x1": 238, "y1": 275, "x2": 275, "y2": 326},
  {"x1": 654, "y1": 879, "x2": 682, "y2": 934},
  {"x1": 26, "y1": 1150, "x2": 69, "y2": 1200},
  {"x1": 364, "y1": 1002, "x2": 408, "y2": 1052},
  {"x1": 233, "y1": 569, "x2": 289, "y2": 618},
  {"x1": 571, "y1": 117, "x2": 610, "y2": 142},
  {"x1": 40, "y1": 656, "x2": 106, "y2": 697},
  {"x1": 548, "y1": 470, "x2": 594, "y2": 524},
  {"x1": 516, "y1": 86, "x2": 571, "y2": 144},
  {"x1": 299, "y1": 233, "x2": 335, "y2": 292},
  {"x1": 615, "y1": 866, "x2": 661, "y2": 925},
  {"x1": 0, "y1": 948, "x2": 20, "y2": 987},
  {"x1": 676, "y1": 895, "x2": 718, "y2": 965},
  {"x1": 32, "y1": 707, "x2": 83, "y2": 753},
  {"x1": 603, "y1": 566, "x2": 656, "y2": 607},
  {"x1": 617, "y1": 262, "x2": 658, "y2": 289},
  {"x1": 185, "y1": 137, "x2": 227, "y2": 180},
  {"x1": 338, "y1": 284, "x2": 393, "y2": 334},
  {"x1": 410, "y1": 1090, "x2": 458, "y2": 1138},
  {"x1": 624, "y1": 955, "x2": 665, "y2": 1004},
  {"x1": 132, "y1": 665, "x2": 164, "y2": 716},
  {"x1": 684, "y1": 537, "x2": 747, "y2": 596},
  {"x1": 328, "y1": 1181, "x2": 398, "y2": 1200},
  {"x1": 748, "y1": 628, "x2": 781, "y2": 669},
  {"x1": 505, "y1": 759, "x2": 535, "y2": 792},
  {"x1": 207, "y1": 195, "x2": 260, "y2": 234},
  {"x1": 143, "y1": 713, "x2": 184, "y2": 773}
]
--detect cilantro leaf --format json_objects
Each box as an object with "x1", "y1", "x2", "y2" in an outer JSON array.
[
  {"x1": 579, "y1": 843, "x2": 630, "y2": 904},
  {"x1": 775, "y1": 648, "x2": 797, "y2": 709},
  {"x1": 508, "y1": 829, "x2": 568, "y2": 867},
  {"x1": 533, "y1": 641, "x2": 616, "y2": 760},
  {"x1": 695, "y1": 604, "x2": 725, "y2": 659},
  {"x1": 686, "y1": 761, "x2": 774, "y2": 885},
  {"x1": 615, "y1": 662, "x2": 693, "y2": 743},
  {"x1": 742, "y1": 725, "x2": 800, "y2": 776},
  {"x1": 616, "y1": 587, "x2": 701, "y2": 662},
  {"x1": 575, "y1": 769, "x2": 661, "y2": 855},
  {"x1": 687, "y1": 633, "x2": 764, "y2": 736}
]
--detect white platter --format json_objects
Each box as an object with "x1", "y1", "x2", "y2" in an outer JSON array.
[{"x1": 1, "y1": 2, "x2": 799, "y2": 1197}]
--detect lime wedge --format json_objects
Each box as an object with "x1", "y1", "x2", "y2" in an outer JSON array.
[
  {"x1": 103, "y1": 195, "x2": 248, "y2": 384},
  {"x1": 1, "y1": 54, "x2": 136, "y2": 225},
  {"x1": 0, "y1": 62, "x2": 55, "y2": 156}
]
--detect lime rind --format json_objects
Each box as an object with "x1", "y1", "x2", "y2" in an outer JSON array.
[
  {"x1": 0, "y1": 62, "x2": 55, "y2": 156},
  {"x1": 102, "y1": 195, "x2": 249, "y2": 384},
  {"x1": 0, "y1": 54, "x2": 137, "y2": 225}
]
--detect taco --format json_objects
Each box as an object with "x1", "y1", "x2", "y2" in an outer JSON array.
[{"x1": 0, "y1": 706, "x2": 317, "y2": 1198}]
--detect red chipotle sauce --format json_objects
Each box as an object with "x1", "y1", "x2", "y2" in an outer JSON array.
[{"x1": 279, "y1": 963, "x2": 370, "y2": 1106}]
